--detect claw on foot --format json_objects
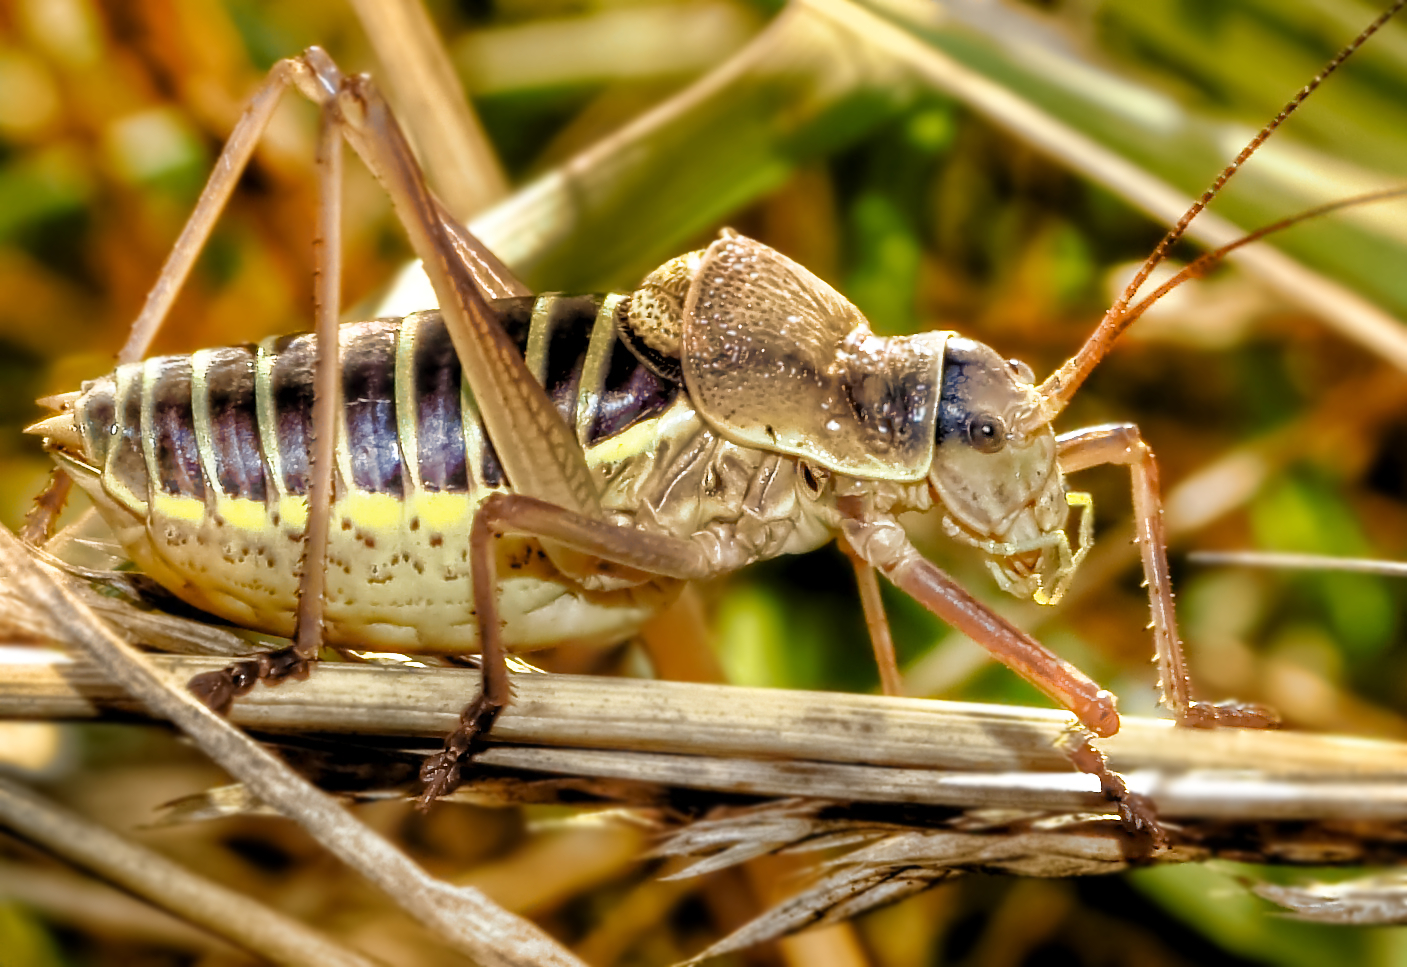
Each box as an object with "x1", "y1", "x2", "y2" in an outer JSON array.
[
  {"x1": 1180, "y1": 700, "x2": 1280, "y2": 730},
  {"x1": 1114, "y1": 791, "x2": 1163, "y2": 845},
  {"x1": 417, "y1": 751, "x2": 464, "y2": 807},
  {"x1": 1058, "y1": 724, "x2": 1167, "y2": 849},
  {"x1": 187, "y1": 647, "x2": 311, "y2": 715},
  {"x1": 417, "y1": 694, "x2": 503, "y2": 808}
]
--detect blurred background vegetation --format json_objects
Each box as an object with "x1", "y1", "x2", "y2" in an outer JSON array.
[{"x1": 1, "y1": 0, "x2": 1407, "y2": 963}]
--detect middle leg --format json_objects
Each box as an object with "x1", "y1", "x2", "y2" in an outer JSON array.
[
  {"x1": 836, "y1": 503, "x2": 1159, "y2": 837},
  {"x1": 839, "y1": 536, "x2": 903, "y2": 697},
  {"x1": 418, "y1": 494, "x2": 713, "y2": 803}
]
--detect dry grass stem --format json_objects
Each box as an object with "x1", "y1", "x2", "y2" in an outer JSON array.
[
  {"x1": 0, "y1": 526, "x2": 588, "y2": 967},
  {"x1": 9, "y1": 650, "x2": 1407, "y2": 822},
  {"x1": 346, "y1": 0, "x2": 508, "y2": 220},
  {"x1": 820, "y1": 0, "x2": 1407, "y2": 371},
  {"x1": 0, "y1": 776, "x2": 383, "y2": 967},
  {"x1": 0, "y1": 862, "x2": 238, "y2": 953}
]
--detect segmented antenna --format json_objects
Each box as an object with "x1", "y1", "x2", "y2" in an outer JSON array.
[
  {"x1": 1118, "y1": 185, "x2": 1407, "y2": 330},
  {"x1": 1036, "y1": 0, "x2": 1407, "y2": 416}
]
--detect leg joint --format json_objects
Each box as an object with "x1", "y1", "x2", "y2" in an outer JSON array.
[{"x1": 1057, "y1": 422, "x2": 1150, "y2": 471}]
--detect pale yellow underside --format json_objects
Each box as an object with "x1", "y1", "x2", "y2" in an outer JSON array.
[{"x1": 69, "y1": 464, "x2": 677, "y2": 654}]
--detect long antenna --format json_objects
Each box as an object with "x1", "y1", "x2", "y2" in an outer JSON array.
[
  {"x1": 1114, "y1": 185, "x2": 1407, "y2": 332},
  {"x1": 1035, "y1": 0, "x2": 1406, "y2": 419}
]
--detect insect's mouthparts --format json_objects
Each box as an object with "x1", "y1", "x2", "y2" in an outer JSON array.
[{"x1": 1006, "y1": 549, "x2": 1043, "y2": 575}]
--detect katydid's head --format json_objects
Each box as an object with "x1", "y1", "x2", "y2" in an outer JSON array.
[{"x1": 929, "y1": 337, "x2": 1089, "y2": 605}]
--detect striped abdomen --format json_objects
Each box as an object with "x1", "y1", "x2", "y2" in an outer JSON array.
[{"x1": 60, "y1": 295, "x2": 681, "y2": 652}]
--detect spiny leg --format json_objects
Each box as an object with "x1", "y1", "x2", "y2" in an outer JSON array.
[
  {"x1": 19, "y1": 471, "x2": 73, "y2": 546},
  {"x1": 189, "y1": 96, "x2": 347, "y2": 713},
  {"x1": 419, "y1": 494, "x2": 711, "y2": 803},
  {"x1": 417, "y1": 504, "x2": 510, "y2": 805},
  {"x1": 153, "y1": 48, "x2": 615, "y2": 768},
  {"x1": 839, "y1": 536, "x2": 903, "y2": 697},
  {"x1": 1056, "y1": 424, "x2": 1278, "y2": 729},
  {"x1": 295, "y1": 92, "x2": 347, "y2": 674},
  {"x1": 835, "y1": 499, "x2": 1159, "y2": 836},
  {"x1": 280, "y1": 54, "x2": 624, "y2": 793},
  {"x1": 131, "y1": 48, "x2": 532, "y2": 714},
  {"x1": 307, "y1": 56, "x2": 688, "y2": 801}
]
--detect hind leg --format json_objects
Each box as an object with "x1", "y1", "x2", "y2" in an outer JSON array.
[
  {"x1": 183, "y1": 49, "x2": 540, "y2": 716},
  {"x1": 21, "y1": 63, "x2": 305, "y2": 548},
  {"x1": 188, "y1": 94, "x2": 347, "y2": 712}
]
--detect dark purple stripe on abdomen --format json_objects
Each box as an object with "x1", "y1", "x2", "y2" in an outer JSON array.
[
  {"x1": 412, "y1": 315, "x2": 469, "y2": 493},
  {"x1": 269, "y1": 333, "x2": 315, "y2": 495},
  {"x1": 590, "y1": 323, "x2": 677, "y2": 445},
  {"x1": 204, "y1": 347, "x2": 268, "y2": 501},
  {"x1": 147, "y1": 356, "x2": 206, "y2": 499},
  {"x1": 106, "y1": 369, "x2": 150, "y2": 501},
  {"x1": 342, "y1": 321, "x2": 405, "y2": 497}
]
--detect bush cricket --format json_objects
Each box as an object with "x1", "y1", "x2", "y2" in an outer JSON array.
[{"x1": 22, "y1": 0, "x2": 1407, "y2": 841}]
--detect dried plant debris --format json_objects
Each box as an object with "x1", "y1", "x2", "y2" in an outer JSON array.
[
  {"x1": 653, "y1": 799, "x2": 1407, "y2": 958},
  {"x1": 1251, "y1": 872, "x2": 1407, "y2": 926},
  {"x1": 656, "y1": 800, "x2": 1150, "y2": 963},
  {"x1": 147, "y1": 782, "x2": 285, "y2": 827},
  {"x1": 5, "y1": 2, "x2": 1407, "y2": 961},
  {"x1": 0, "y1": 775, "x2": 384, "y2": 967}
]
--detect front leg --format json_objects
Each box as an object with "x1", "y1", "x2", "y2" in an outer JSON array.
[
  {"x1": 418, "y1": 494, "x2": 712, "y2": 803},
  {"x1": 1056, "y1": 424, "x2": 1278, "y2": 729},
  {"x1": 836, "y1": 502, "x2": 1159, "y2": 839}
]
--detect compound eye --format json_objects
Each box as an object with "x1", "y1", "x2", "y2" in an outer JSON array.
[{"x1": 966, "y1": 413, "x2": 1007, "y2": 453}]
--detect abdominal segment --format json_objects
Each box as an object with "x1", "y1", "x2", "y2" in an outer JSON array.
[{"x1": 66, "y1": 298, "x2": 682, "y2": 652}]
